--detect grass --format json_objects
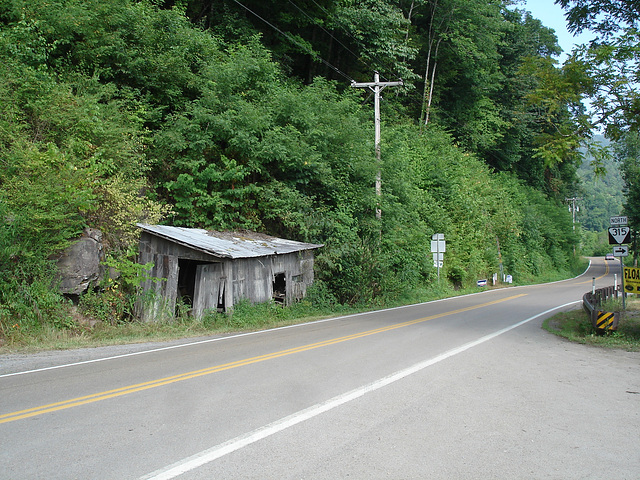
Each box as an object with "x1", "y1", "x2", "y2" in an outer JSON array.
[
  {"x1": 0, "y1": 261, "x2": 596, "y2": 355},
  {"x1": 543, "y1": 297, "x2": 640, "y2": 352},
  {"x1": 0, "y1": 301, "x2": 341, "y2": 354},
  {"x1": 0, "y1": 281, "x2": 471, "y2": 354}
]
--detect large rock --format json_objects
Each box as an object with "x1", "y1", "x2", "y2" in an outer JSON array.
[{"x1": 55, "y1": 228, "x2": 105, "y2": 295}]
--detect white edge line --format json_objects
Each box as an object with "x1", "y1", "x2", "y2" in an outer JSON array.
[
  {"x1": 0, "y1": 294, "x2": 505, "y2": 378},
  {"x1": 1, "y1": 262, "x2": 593, "y2": 379},
  {"x1": 139, "y1": 300, "x2": 581, "y2": 480}
]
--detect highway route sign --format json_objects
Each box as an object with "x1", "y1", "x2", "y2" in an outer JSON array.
[{"x1": 608, "y1": 226, "x2": 630, "y2": 245}]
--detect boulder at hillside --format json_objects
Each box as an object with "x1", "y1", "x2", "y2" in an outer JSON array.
[{"x1": 55, "y1": 228, "x2": 105, "y2": 295}]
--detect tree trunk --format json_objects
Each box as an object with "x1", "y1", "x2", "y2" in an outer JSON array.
[{"x1": 424, "y1": 38, "x2": 442, "y2": 126}]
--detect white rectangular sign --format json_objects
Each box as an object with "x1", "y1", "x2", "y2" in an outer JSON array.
[
  {"x1": 613, "y1": 245, "x2": 629, "y2": 257},
  {"x1": 431, "y1": 240, "x2": 446, "y2": 253},
  {"x1": 610, "y1": 216, "x2": 628, "y2": 226}
]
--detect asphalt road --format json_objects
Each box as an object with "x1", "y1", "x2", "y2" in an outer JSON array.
[{"x1": 1, "y1": 258, "x2": 638, "y2": 479}]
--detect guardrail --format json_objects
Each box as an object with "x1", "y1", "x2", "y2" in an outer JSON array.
[{"x1": 583, "y1": 285, "x2": 620, "y2": 332}]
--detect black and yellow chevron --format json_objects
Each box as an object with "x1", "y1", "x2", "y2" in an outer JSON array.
[{"x1": 595, "y1": 311, "x2": 617, "y2": 331}]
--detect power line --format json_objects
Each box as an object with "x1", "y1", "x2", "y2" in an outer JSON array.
[
  {"x1": 306, "y1": 0, "x2": 404, "y2": 82},
  {"x1": 230, "y1": 0, "x2": 354, "y2": 83},
  {"x1": 287, "y1": 1, "x2": 364, "y2": 70}
]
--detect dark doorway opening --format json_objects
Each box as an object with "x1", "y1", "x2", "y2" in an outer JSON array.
[
  {"x1": 216, "y1": 282, "x2": 226, "y2": 312},
  {"x1": 178, "y1": 259, "x2": 210, "y2": 309},
  {"x1": 272, "y1": 273, "x2": 286, "y2": 304}
]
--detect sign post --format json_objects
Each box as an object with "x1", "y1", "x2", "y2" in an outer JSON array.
[
  {"x1": 623, "y1": 257, "x2": 626, "y2": 310},
  {"x1": 609, "y1": 217, "x2": 630, "y2": 309},
  {"x1": 431, "y1": 233, "x2": 445, "y2": 281}
]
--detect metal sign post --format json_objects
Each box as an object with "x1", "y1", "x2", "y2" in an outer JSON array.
[
  {"x1": 431, "y1": 233, "x2": 445, "y2": 281},
  {"x1": 609, "y1": 216, "x2": 630, "y2": 309},
  {"x1": 622, "y1": 257, "x2": 626, "y2": 309}
]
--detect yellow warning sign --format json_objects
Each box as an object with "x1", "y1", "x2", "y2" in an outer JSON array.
[
  {"x1": 624, "y1": 267, "x2": 640, "y2": 293},
  {"x1": 596, "y1": 311, "x2": 616, "y2": 330}
]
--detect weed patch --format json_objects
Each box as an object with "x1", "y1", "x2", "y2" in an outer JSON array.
[
  {"x1": 0, "y1": 266, "x2": 602, "y2": 355},
  {"x1": 543, "y1": 309, "x2": 640, "y2": 351}
]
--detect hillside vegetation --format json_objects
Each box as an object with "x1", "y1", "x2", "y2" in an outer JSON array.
[{"x1": 0, "y1": 0, "x2": 597, "y2": 342}]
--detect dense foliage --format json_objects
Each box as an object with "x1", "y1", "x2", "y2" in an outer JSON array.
[
  {"x1": 0, "y1": 0, "x2": 596, "y2": 337},
  {"x1": 616, "y1": 133, "x2": 640, "y2": 263},
  {"x1": 558, "y1": 0, "x2": 640, "y2": 141},
  {"x1": 555, "y1": 0, "x2": 640, "y2": 257}
]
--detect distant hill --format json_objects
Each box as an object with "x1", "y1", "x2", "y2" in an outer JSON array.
[{"x1": 577, "y1": 136, "x2": 624, "y2": 232}]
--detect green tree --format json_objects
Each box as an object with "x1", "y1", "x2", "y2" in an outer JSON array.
[
  {"x1": 516, "y1": 53, "x2": 591, "y2": 198},
  {"x1": 178, "y1": 0, "x2": 415, "y2": 85},
  {"x1": 558, "y1": 0, "x2": 640, "y2": 139},
  {"x1": 400, "y1": 0, "x2": 583, "y2": 198},
  {"x1": 616, "y1": 133, "x2": 640, "y2": 233},
  {"x1": 0, "y1": 0, "x2": 171, "y2": 330},
  {"x1": 556, "y1": 0, "x2": 640, "y2": 36},
  {"x1": 484, "y1": 8, "x2": 561, "y2": 172}
]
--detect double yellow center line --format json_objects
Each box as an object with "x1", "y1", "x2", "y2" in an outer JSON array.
[
  {"x1": 1, "y1": 293, "x2": 526, "y2": 424},
  {"x1": 577, "y1": 260, "x2": 612, "y2": 285}
]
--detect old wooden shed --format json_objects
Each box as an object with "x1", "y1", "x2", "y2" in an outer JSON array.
[{"x1": 137, "y1": 224, "x2": 323, "y2": 321}]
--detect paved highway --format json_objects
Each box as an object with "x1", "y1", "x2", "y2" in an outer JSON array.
[{"x1": 1, "y1": 258, "x2": 638, "y2": 479}]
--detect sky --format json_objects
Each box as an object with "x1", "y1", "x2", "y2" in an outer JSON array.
[{"x1": 519, "y1": 0, "x2": 595, "y2": 59}]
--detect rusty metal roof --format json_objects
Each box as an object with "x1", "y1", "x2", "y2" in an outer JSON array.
[{"x1": 137, "y1": 224, "x2": 323, "y2": 259}]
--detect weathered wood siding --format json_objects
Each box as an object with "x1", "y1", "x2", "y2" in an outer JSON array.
[
  {"x1": 137, "y1": 250, "x2": 179, "y2": 322},
  {"x1": 139, "y1": 232, "x2": 216, "y2": 262},
  {"x1": 288, "y1": 250, "x2": 315, "y2": 303},
  {"x1": 192, "y1": 262, "x2": 226, "y2": 318},
  {"x1": 139, "y1": 232, "x2": 221, "y2": 321}
]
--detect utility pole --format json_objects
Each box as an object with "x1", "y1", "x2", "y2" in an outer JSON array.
[
  {"x1": 352, "y1": 72, "x2": 403, "y2": 220},
  {"x1": 566, "y1": 196, "x2": 581, "y2": 256},
  {"x1": 566, "y1": 196, "x2": 581, "y2": 232}
]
